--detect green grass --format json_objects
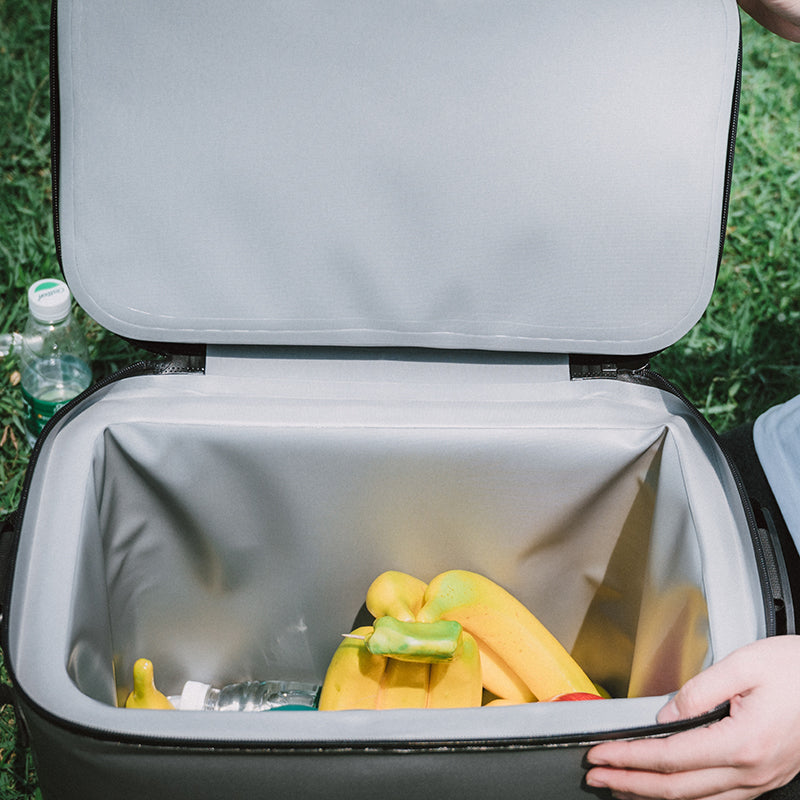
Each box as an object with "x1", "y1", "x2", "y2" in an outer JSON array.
[
  {"x1": 0, "y1": 0, "x2": 151, "y2": 521},
  {"x1": 0, "y1": 1, "x2": 799, "y2": 796},
  {"x1": 650, "y1": 21, "x2": 800, "y2": 427}
]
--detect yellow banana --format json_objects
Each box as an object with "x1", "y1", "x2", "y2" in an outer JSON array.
[
  {"x1": 366, "y1": 570, "x2": 428, "y2": 621},
  {"x1": 319, "y1": 617, "x2": 482, "y2": 710},
  {"x1": 318, "y1": 626, "x2": 387, "y2": 711},
  {"x1": 427, "y1": 631, "x2": 482, "y2": 709},
  {"x1": 476, "y1": 640, "x2": 535, "y2": 703},
  {"x1": 124, "y1": 658, "x2": 174, "y2": 710},
  {"x1": 377, "y1": 658, "x2": 430, "y2": 709},
  {"x1": 318, "y1": 627, "x2": 436, "y2": 711},
  {"x1": 418, "y1": 570, "x2": 596, "y2": 701},
  {"x1": 484, "y1": 697, "x2": 519, "y2": 707}
]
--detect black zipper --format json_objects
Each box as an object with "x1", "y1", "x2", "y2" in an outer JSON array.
[
  {"x1": 716, "y1": 28, "x2": 743, "y2": 272},
  {"x1": 49, "y1": 0, "x2": 62, "y2": 270},
  {"x1": 8, "y1": 686, "x2": 729, "y2": 754}
]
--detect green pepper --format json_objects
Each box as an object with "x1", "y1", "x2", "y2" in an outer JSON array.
[{"x1": 365, "y1": 616, "x2": 463, "y2": 662}]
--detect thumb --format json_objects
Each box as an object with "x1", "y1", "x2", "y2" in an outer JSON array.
[{"x1": 656, "y1": 647, "x2": 758, "y2": 724}]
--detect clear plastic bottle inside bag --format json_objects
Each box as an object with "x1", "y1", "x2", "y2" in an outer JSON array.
[{"x1": 171, "y1": 680, "x2": 321, "y2": 711}]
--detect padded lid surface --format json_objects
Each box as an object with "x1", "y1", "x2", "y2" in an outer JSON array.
[{"x1": 56, "y1": 0, "x2": 740, "y2": 354}]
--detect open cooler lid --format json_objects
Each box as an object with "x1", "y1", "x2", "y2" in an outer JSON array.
[{"x1": 55, "y1": 0, "x2": 741, "y2": 356}]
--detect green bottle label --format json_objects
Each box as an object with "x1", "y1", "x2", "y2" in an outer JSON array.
[{"x1": 21, "y1": 386, "x2": 73, "y2": 439}]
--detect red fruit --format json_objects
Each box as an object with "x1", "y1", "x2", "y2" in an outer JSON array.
[{"x1": 545, "y1": 692, "x2": 603, "y2": 702}]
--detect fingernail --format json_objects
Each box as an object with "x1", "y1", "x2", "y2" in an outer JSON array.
[
  {"x1": 585, "y1": 746, "x2": 608, "y2": 767},
  {"x1": 585, "y1": 772, "x2": 607, "y2": 788},
  {"x1": 657, "y1": 698, "x2": 680, "y2": 723}
]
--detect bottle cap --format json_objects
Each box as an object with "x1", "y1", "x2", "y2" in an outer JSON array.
[
  {"x1": 28, "y1": 279, "x2": 72, "y2": 324},
  {"x1": 178, "y1": 680, "x2": 212, "y2": 711}
]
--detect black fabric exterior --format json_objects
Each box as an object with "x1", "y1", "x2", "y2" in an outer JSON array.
[
  {"x1": 721, "y1": 423, "x2": 800, "y2": 610},
  {"x1": 0, "y1": 510, "x2": 17, "y2": 621}
]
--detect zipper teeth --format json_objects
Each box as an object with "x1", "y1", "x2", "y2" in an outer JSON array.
[
  {"x1": 11, "y1": 695, "x2": 729, "y2": 753},
  {"x1": 49, "y1": 0, "x2": 61, "y2": 268},
  {"x1": 717, "y1": 32, "x2": 743, "y2": 270}
]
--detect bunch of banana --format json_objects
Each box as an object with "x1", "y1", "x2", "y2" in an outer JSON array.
[
  {"x1": 319, "y1": 569, "x2": 600, "y2": 710},
  {"x1": 318, "y1": 571, "x2": 483, "y2": 710},
  {"x1": 417, "y1": 570, "x2": 599, "y2": 703}
]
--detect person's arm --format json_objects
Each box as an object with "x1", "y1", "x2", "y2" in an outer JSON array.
[
  {"x1": 738, "y1": 0, "x2": 800, "y2": 41},
  {"x1": 585, "y1": 636, "x2": 800, "y2": 800}
]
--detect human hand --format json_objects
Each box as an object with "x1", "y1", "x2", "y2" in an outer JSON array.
[
  {"x1": 585, "y1": 636, "x2": 800, "y2": 800},
  {"x1": 738, "y1": 0, "x2": 800, "y2": 40}
]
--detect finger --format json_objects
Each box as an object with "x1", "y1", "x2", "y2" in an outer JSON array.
[
  {"x1": 658, "y1": 648, "x2": 762, "y2": 724},
  {"x1": 586, "y1": 763, "x2": 760, "y2": 800},
  {"x1": 587, "y1": 715, "x2": 743, "y2": 773}
]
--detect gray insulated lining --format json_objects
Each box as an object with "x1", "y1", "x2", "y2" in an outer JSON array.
[
  {"x1": 56, "y1": 0, "x2": 740, "y2": 353},
  {"x1": 8, "y1": 367, "x2": 763, "y2": 743}
]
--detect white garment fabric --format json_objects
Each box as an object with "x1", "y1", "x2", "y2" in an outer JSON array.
[{"x1": 755, "y1": 394, "x2": 800, "y2": 547}]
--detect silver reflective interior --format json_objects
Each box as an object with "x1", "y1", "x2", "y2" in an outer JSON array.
[
  {"x1": 48, "y1": 370, "x2": 761, "y2": 713},
  {"x1": 58, "y1": 0, "x2": 739, "y2": 355}
]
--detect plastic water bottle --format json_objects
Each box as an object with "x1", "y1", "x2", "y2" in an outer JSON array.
[
  {"x1": 0, "y1": 332, "x2": 22, "y2": 358},
  {"x1": 19, "y1": 278, "x2": 92, "y2": 444},
  {"x1": 171, "y1": 680, "x2": 321, "y2": 712}
]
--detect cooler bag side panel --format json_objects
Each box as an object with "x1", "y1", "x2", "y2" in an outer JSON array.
[
  {"x1": 21, "y1": 703, "x2": 571, "y2": 800},
  {"x1": 24, "y1": 692, "x2": 721, "y2": 800}
]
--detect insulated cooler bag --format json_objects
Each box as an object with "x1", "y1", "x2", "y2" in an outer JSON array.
[{"x1": 1, "y1": 1, "x2": 794, "y2": 798}]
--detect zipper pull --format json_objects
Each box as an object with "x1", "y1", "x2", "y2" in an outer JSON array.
[{"x1": 569, "y1": 355, "x2": 650, "y2": 380}]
